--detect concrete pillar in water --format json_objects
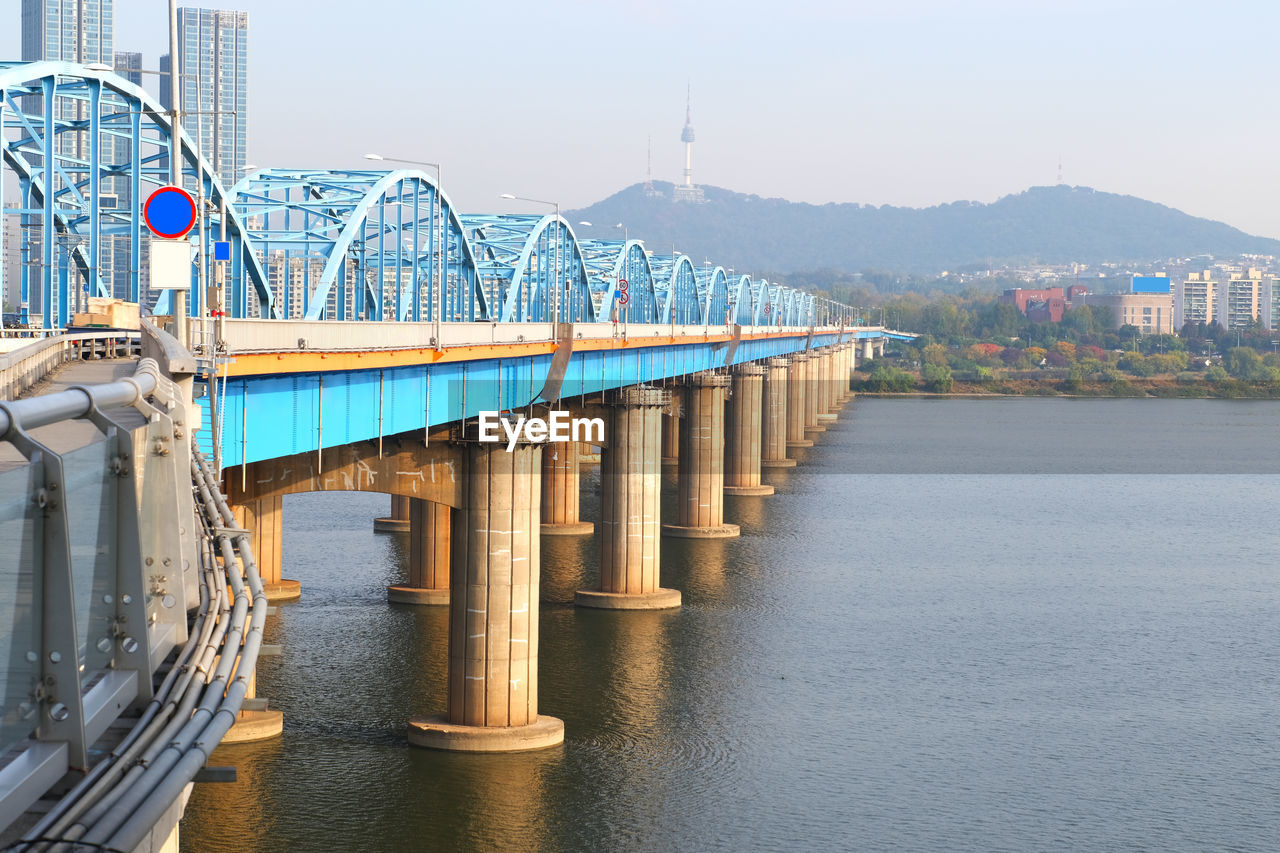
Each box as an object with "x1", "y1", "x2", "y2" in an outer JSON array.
[
  {"x1": 836, "y1": 344, "x2": 853, "y2": 403},
  {"x1": 232, "y1": 495, "x2": 300, "y2": 602},
  {"x1": 761, "y1": 356, "x2": 797, "y2": 468},
  {"x1": 661, "y1": 407, "x2": 679, "y2": 466},
  {"x1": 803, "y1": 352, "x2": 826, "y2": 436},
  {"x1": 222, "y1": 664, "x2": 284, "y2": 742},
  {"x1": 375, "y1": 494, "x2": 411, "y2": 533},
  {"x1": 577, "y1": 386, "x2": 681, "y2": 610},
  {"x1": 663, "y1": 371, "x2": 740, "y2": 538},
  {"x1": 863, "y1": 339, "x2": 875, "y2": 361},
  {"x1": 408, "y1": 439, "x2": 564, "y2": 751},
  {"x1": 541, "y1": 440, "x2": 593, "y2": 535},
  {"x1": 816, "y1": 348, "x2": 839, "y2": 421},
  {"x1": 724, "y1": 363, "x2": 774, "y2": 495},
  {"x1": 786, "y1": 353, "x2": 814, "y2": 449},
  {"x1": 387, "y1": 499, "x2": 451, "y2": 605}
]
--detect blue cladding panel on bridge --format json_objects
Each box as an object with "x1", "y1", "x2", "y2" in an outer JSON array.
[{"x1": 219, "y1": 332, "x2": 855, "y2": 465}]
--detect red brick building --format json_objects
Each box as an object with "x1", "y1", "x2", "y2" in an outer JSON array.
[{"x1": 999, "y1": 286, "x2": 1089, "y2": 323}]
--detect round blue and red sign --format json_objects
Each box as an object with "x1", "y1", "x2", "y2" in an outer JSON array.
[{"x1": 143, "y1": 186, "x2": 197, "y2": 238}]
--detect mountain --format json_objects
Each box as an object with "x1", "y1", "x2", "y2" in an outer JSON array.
[{"x1": 568, "y1": 183, "x2": 1280, "y2": 276}]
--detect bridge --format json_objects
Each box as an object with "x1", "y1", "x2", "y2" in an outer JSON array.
[{"x1": 0, "y1": 61, "x2": 914, "y2": 851}]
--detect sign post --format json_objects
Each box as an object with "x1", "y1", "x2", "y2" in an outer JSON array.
[{"x1": 144, "y1": 186, "x2": 197, "y2": 347}]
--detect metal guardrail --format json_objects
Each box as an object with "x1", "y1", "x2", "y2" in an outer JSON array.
[
  {"x1": 0, "y1": 345, "x2": 263, "y2": 851},
  {"x1": 0, "y1": 332, "x2": 143, "y2": 403}
]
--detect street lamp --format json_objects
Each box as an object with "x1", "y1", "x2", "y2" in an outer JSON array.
[{"x1": 500, "y1": 193, "x2": 562, "y2": 333}]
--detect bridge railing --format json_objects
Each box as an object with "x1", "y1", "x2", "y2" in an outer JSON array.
[
  {"x1": 0, "y1": 331, "x2": 143, "y2": 402},
  {"x1": 0, "y1": 332, "x2": 265, "y2": 850}
]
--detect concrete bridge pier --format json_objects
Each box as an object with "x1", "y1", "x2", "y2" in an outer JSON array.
[
  {"x1": 661, "y1": 407, "x2": 679, "y2": 466},
  {"x1": 388, "y1": 498, "x2": 451, "y2": 605},
  {"x1": 577, "y1": 386, "x2": 681, "y2": 610},
  {"x1": 862, "y1": 339, "x2": 875, "y2": 362},
  {"x1": 541, "y1": 440, "x2": 593, "y2": 535},
  {"x1": 785, "y1": 354, "x2": 813, "y2": 449},
  {"x1": 761, "y1": 356, "x2": 796, "y2": 468},
  {"x1": 817, "y1": 348, "x2": 839, "y2": 421},
  {"x1": 375, "y1": 494, "x2": 412, "y2": 532},
  {"x1": 803, "y1": 353, "x2": 826, "y2": 437},
  {"x1": 232, "y1": 495, "x2": 301, "y2": 602},
  {"x1": 409, "y1": 439, "x2": 564, "y2": 752},
  {"x1": 724, "y1": 363, "x2": 774, "y2": 496},
  {"x1": 663, "y1": 372, "x2": 739, "y2": 538},
  {"x1": 222, "y1": 665, "x2": 285, "y2": 742},
  {"x1": 837, "y1": 344, "x2": 853, "y2": 403}
]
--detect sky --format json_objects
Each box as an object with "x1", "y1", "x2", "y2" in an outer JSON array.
[{"x1": 5, "y1": 0, "x2": 1280, "y2": 238}]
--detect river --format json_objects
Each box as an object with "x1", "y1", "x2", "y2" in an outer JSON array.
[{"x1": 181, "y1": 398, "x2": 1280, "y2": 851}]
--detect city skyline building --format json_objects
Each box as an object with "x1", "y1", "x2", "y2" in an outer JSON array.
[
  {"x1": 20, "y1": 0, "x2": 116, "y2": 309},
  {"x1": 160, "y1": 6, "x2": 249, "y2": 186}
]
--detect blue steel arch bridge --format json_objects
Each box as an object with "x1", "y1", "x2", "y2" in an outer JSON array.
[
  {"x1": 0, "y1": 62, "x2": 844, "y2": 331},
  {"x1": 0, "y1": 61, "x2": 919, "y2": 849}
]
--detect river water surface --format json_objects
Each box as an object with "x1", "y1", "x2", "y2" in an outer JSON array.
[{"x1": 182, "y1": 398, "x2": 1280, "y2": 851}]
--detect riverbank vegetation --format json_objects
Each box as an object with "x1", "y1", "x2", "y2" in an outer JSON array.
[{"x1": 853, "y1": 293, "x2": 1280, "y2": 398}]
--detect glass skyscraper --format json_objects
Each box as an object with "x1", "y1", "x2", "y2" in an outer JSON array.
[
  {"x1": 161, "y1": 7, "x2": 250, "y2": 186},
  {"x1": 19, "y1": 0, "x2": 117, "y2": 306}
]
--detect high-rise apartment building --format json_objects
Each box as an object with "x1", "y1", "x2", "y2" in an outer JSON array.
[
  {"x1": 22, "y1": 0, "x2": 114, "y2": 67},
  {"x1": 1223, "y1": 269, "x2": 1264, "y2": 329},
  {"x1": 161, "y1": 8, "x2": 249, "y2": 185},
  {"x1": 1175, "y1": 271, "x2": 1217, "y2": 328},
  {"x1": 20, "y1": 0, "x2": 116, "y2": 310}
]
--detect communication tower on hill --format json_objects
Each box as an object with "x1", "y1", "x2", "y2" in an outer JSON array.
[
  {"x1": 673, "y1": 85, "x2": 706, "y2": 203},
  {"x1": 643, "y1": 136, "x2": 663, "y2": 198}
]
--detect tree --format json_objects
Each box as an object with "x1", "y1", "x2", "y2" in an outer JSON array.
[
  {"x1": 922, "y1": 363, "x2": 954, "y2": 393},
  {"x1": 1226, "y1": 346, "x2": 1265, "y2": 381},
  {"x1": 922, "y1": 343, "x2": 949, "y2": 367}
]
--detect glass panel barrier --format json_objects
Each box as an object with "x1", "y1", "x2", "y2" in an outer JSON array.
[
  {"x1": 62, "y1": 436, "x2": 117, "y2": 684},
  {"x1": 0, "y1": 461, "x2": 43, "y2": 755}
]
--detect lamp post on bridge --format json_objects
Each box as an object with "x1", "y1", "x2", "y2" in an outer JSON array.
[{"x1": 500, "y1": 193, "x2": 562, "y2": 338}]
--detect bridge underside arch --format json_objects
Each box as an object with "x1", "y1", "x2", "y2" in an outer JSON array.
[{"x1": 227, "y1": 436, "x2": 464, "y2": 509}]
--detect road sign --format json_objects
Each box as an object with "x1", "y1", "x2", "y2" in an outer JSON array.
[
  {"x1": 618, "y1": 293, "x2": 630, "y2": 305},
  {"x1": 213, "y1": 240, "x2": 231, "y2": 261},
  {"x1": 143, "y1": 186, "x2": 197, "y2": 238},
  {"x1": 618, "y1": 277, "x2": 629, "y2": 292},
  {"x1": 764, "y1": 302, "x2": 772, "y2": 315}
]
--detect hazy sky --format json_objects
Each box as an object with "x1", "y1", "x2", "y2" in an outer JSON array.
[{"x1": 5, "y1": 0, "x2": 1279, "y2": 238}]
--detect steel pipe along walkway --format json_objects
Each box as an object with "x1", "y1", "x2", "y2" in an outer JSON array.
[{"x1": 0, "y1": 350, "x2": 265, "y2": 853}]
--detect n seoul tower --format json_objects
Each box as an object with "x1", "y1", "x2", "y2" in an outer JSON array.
[{"x1": 673, "y1": 85, "x2": 706, "y2": 203}]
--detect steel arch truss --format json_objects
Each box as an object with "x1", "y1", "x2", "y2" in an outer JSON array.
[
  {"x1": 650, "y1": 254, "x2": 701, "y2": 325},
  {"x1": 0, "y1": 61, "x2": 271, "y2": 328},
  {"x1": 730, "y1": 274, "x2": 755, "y2": 326},
  {"x1": 579, "y1": 239, "x2": 659, "y2": 323},
  {"x1": 695, "y1": 265, "x2": 730, "y2": 327},
  {"x1": 229, "y1": 169, "x2": 485, "y2": 322},
  {"x1": 462, "y1": 215, "x2": 596, "y2": 323}
]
